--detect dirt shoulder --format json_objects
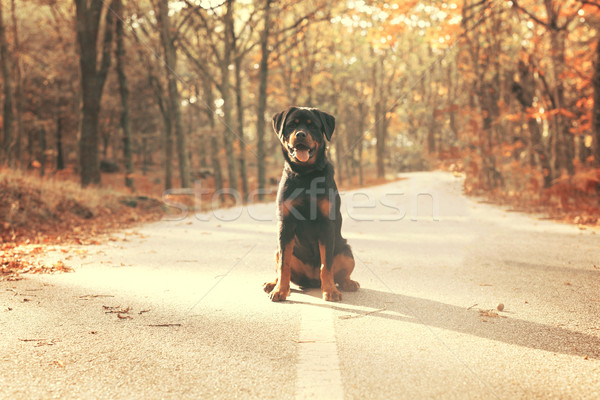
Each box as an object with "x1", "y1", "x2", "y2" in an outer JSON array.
[{"x1": 0, "y1": 169, "x2": 164, "y2": 280}]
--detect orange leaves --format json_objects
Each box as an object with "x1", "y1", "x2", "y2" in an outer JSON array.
[
  {"x1": 1, "y1": 245, "x2": 73, "y2": 281},
  {"x1": 1, "y1": 168, "x2": 162, "y2": 278},
  {"x1": 516, "y1": 107, "x2": 578, "y2": 121},
  {"x1": 505, "y1": 112, "x2": 524, "y2": 122}
]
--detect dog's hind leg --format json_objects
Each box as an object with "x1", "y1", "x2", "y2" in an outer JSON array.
[{"x1": 333, "y1": 252, "x2": 360, "y2": 292}]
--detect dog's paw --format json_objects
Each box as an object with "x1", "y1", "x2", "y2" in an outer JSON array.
[
  {"x1": 269, "y1": 285, "x2": 290, "y2": 302},
  {"x1": 338, "y1": 279, "x2": 360, "y2": 292},
  {"x1": 322, "y1": 289, "x2": 342, "y2": 302},
  {"x1": 263, "y1": 281, "x2": 277, "y2": 293}
]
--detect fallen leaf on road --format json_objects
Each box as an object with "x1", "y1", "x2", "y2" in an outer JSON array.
[
  {"x1": 479, "y1": 309, "x2": 499, "y2": 318},
  {"x1": 19, "y1": 338, "x2": 59, "y2": 347},
  {"x1": 117, "y1": 313, "x2": 132, "y2": 320},
  {"x1": 78, "y1": 294, "x2": 115, "y2": 299},
  {"x1": 103, "y1": 305, "x2": 131, "y2": 314}
]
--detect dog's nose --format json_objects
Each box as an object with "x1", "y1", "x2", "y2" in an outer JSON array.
[{"x1": 295, "y1": 130, "x2": 307, "y2": 139}]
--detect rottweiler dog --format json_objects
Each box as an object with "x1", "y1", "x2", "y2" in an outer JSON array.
[{"x1": 263, "y1": 106, "x2": 360, "y2": 302}]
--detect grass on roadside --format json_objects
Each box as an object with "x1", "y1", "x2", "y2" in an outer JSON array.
[{"x1": 1, "y1": 168, "x2": 164, "y2": 280}]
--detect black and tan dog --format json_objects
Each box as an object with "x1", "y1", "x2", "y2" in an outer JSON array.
[{"x1": 263, "y1": 106, "x2": 359, "y2": 302}]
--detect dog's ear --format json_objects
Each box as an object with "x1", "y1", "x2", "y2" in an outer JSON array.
[
  {"x1": 315, "y1": 110, "x2": 335, "y2": 141},
  {"x1": 272, "y1": 107, "x2": 297, "y2": 139}
]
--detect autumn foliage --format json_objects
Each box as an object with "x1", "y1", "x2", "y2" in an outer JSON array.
[
  {"x1": 0, "y1": 0, "x2": 598, "y2": 266},
  {"x1": 0, "y1": 168, "x2": 162, "y2": 279}
]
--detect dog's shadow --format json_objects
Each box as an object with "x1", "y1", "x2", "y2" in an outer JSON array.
[{"x1": 288, "y1": 287, "x2": 600, "y2": 360}]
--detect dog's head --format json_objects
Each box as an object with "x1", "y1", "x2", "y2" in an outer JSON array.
[{"x1": 272, "y1": 107, "x2": 335, "y2": 170}]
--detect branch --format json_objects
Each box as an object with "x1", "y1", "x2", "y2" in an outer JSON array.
[
  {"x1": 274, "y1": 6, "x2": 326, "y2": 38},
  {"x1": 178, "y1": 34, "x2": 221, "y2": 90},
  {"x1": 532, "y1": 62, "x2": 556, "y2": 109},
  {"x1": 97, "y1": 0, "x2": 116, "y2": 91},
  {"x1": 132, "y1": 31, "x2": 168, "y2": 119},
  {"x1": 182, "y1": 0, "x2": 224, "y2": 66},
  {"x1": 579, "y1": 0, "x2": 600, "y2": 11},
  {"x1": 511, "y1": 0, "x2": 550, "y2": 28},
  {"x1": 172, "y1": 2, "x2": 201, "y2": 43}
]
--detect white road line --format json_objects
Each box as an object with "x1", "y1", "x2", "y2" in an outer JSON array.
[{"x1": 295, "y1": 303, "x2": 344, "y2": 400}]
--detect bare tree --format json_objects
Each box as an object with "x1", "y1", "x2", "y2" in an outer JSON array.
[
  {"x1": 74, "y1": 0, "x2": 116, "y2": 186},
  {"x1": 156, "y1": 0, "x2": 190, "y2": 188},
  {"x1": 256, "y1": 0, "x2": 272, "y2": 200},
  {"x1": 10, "y1": 0, "x2": 22, "y2": 167},
  {"x1": 114, "y1": 0, "x2": 134, "y2": 191},
  {"x1": 0, "y1": 1, "x2": 13, "y2": 165}
]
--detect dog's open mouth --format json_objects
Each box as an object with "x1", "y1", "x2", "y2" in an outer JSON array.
[{"x1": 291, "y1": 144, "x2": 315, "y2": 162}]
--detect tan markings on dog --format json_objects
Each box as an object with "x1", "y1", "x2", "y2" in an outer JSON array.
[
  {"x1": 333, "y1": 254, "x2": 360, "y2": 292},
  {"x1": 269, "y1": 241, "x2": 294, "y2": 301},
  {"x1": 263, "y1": 251, "x2": 281, "y2": 293},
  {"x1": 280, "y1": 197, "x2": 303, "y2": 218},
  {"x1": 290, "y1": 253, "x2": 320, "y2": 285},
  {"x1": 318, "y1": 198, "x2": 331, "y2": 218},
  {"x1": 319, "y1": 242, "x2": 342, "y2": 301}
]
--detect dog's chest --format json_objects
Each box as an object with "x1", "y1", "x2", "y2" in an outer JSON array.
[{"x1": 279, "y1": 193, "x2": 333, "y2": 222}]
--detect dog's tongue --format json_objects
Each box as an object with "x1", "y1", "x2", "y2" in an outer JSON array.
[{"x1": 295, "y1": 149, "x2": 310, "y2": 162}]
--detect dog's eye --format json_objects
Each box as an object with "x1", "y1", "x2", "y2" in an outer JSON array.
[
  {"x1": 307, "y1": 120, "x2": 311, "y2": 124},
  {"x1": 294, "y1": 119, "x2": 299, "y2": 124}
]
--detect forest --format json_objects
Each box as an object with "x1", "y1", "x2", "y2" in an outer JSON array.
[{"x1": 0, "y1": 0, "x2": 599, "y2": 222}]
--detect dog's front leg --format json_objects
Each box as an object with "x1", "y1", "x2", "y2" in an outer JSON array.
[
  {"x1": 269, "y1": 222, "x2": 295, "y2": 301},
  {"x1": 319, "y1": 238, "x2": 342, "y2": 302}
]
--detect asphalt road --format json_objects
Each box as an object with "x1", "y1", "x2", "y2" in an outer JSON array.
[{"x1": 1, "y1": 171, "x2": 599, "y2": 399}]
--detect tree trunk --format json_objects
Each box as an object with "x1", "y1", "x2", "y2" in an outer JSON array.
[
  {"x1": 56, "y1": 116, "x2": 65, "y2": 170},
  {"x1": 163, "y1": 107, "x2": 173, "y2": 190},
  {"x1": 74, "y1": 0, "x2": 115, "y2": 187},
  {"x1": 229, "y1": 0, "x2": 248, "y2": 197},
  {"x1": 375, "y1": 109, "x2": 385, "y2": 178},
  {"x1": 202, "y1": 74, "x2": 223, "y2": 196},
  {"x1": 114, "y1": 0, "x2": 134, "y2": 192},
  {"x1": 256, "y1": 0, "x2": 272, "y2": 200},
  {"x1": 550, "y1": 65, "x2": 572, "y2": 177},
  {"x1": 233, "y1": 53, "x2": 248, "y2": 199},
  {"x1": 373, "y1": 56, "x2": 386, "y2": 179},
  {"x1": 157, "y1": 0, "x2": 190, "y2": 188},
  {"x1": 335, "y1": 135, "x2": 344, "y2": 185},
  {"x1": 515, "y1": 60, "x2": 552, "y2": 187},
  {"x1": 592, "y1": 34, "x2": 600, "y2": 167},
  {"x1": 219, "y1": 0, "x2": 238, "y2": 192},
  {"x1": 10, "y1": 0, "x2": 22, "y2": 167},
  {"x1": 356, "y1": 101, "x2": 366, "y2": 186},
  {"x1": 543, "y1": 3, "x2": 573, "y2": 178},
  {"x1": 139, "y1": 40, "x2": 172, "y2": 189},
  {"x1": 39, "y1": 127, "x2": 46, "y2": 177},
  {"x1": 150, "y1": 69, "x2": 172, "y2": 189},
  {"x1": 234, "y1": 61, "x2": 248, "y2": 198},
  {"x1": 0, "y1": 1, "x2": 13, "y2": 165}
]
